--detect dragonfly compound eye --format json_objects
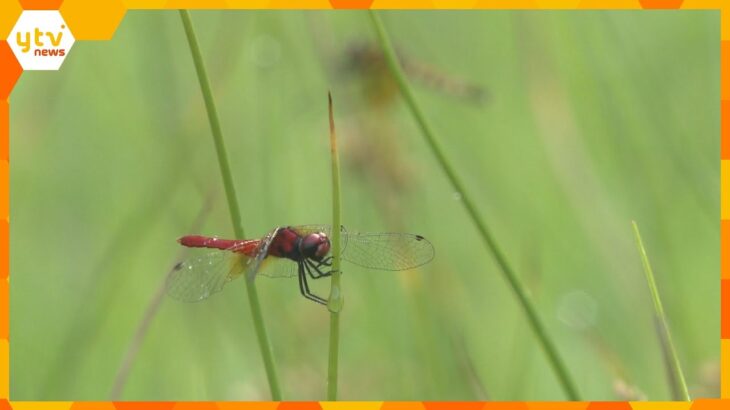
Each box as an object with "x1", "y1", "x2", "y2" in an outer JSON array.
[{"x1": 301, "y1": 232, "x2": 330, "y2": 260}]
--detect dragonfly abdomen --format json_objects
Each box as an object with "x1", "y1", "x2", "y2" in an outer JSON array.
[{"x1": 178, "y1": 235, "x2": 259, "y2": 257}]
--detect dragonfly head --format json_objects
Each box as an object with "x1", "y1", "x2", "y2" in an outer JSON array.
[{"x1": 300, "y1": 232, "x2": 331, "y2": 261}]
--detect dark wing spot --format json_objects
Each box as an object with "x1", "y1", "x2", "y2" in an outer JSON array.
[
  {"x1": 415, "y1": 235, "x2": 424, "y2": 241},
  {"x1": 173, "y1": 261, "x2": 184, "y2": 270}
]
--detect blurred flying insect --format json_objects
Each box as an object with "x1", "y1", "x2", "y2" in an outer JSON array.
[
  {"x1": 342, "y1": 42, "x2": 489, "y2": 106},
  {"x1": 335, "y1": 43, "x2": 489, "y2": 230},
  {"x1": 168, "y1": 225, "x2": 435, "y2": 306}
]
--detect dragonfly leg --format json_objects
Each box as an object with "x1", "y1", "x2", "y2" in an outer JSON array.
[
  {"x1": 298, "y1": 262, "x2": 327, "y2": 305},
  {"x1": 303, "y1": 259, "x2": 320, "y2": 280},
  {"x1": 306, "y1": 258, "x2": 339, "y2": 279}
]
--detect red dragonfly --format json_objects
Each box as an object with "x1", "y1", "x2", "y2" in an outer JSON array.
[{"x1": 167, "y1": 225, "x2": 434, "y2": 305}]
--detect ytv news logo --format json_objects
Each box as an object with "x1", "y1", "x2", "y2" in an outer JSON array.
[{"x1": 8, "y1": 10, "x2": 75, "y2": 71}]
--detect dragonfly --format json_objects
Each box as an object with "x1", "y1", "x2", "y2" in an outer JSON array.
[
  {"x1": 342, "y1": 42, "x2": 489, "y2": 105},
  {"x1": 167, "y1": 225, "x2": 435, "y2": 305}
]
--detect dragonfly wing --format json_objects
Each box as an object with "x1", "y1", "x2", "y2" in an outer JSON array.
[
  {"x1": 256, "y1": 257, "x2": 298, "y2": 278},
  {"x1": 167, "y1": 249, "x2": 248, "y2": 302},
  {"x1": 245, "y1": 227, "x2": 282, "y2": 281},
  {"x1": 342, "y1": 232, "x2": 435, "y2": 271}
]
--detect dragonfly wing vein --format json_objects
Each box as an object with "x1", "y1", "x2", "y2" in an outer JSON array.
[
  {"x1": 166, "y1": 250, "x2": 245, "y2": 302},
  {"x1": 245, "y1": 227, "x2": 280, "y2": 280},
  {"x1": 342, "y1": 232, "x2": 434, "y2": 271}
]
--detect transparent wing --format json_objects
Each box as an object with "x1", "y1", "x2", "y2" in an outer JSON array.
[
  {"x1": 255, "y1": 256, "x2": 298, "y2": 278},
  {"x1": 342, "y1": 232, "x2": 434, "y2": 271},
  {"x1": 245, "y1": 227, "x2": 282, "y2": 280},
  {"x1": 166, "y1": 249, "x2": 249, "y2": 302}
]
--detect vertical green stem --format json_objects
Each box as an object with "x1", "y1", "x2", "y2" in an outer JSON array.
[
  {"x1": 179, "y1": 10, "x2": 281, "y2": 400},
  {"x1": 369, "y1": 11, "x2": 580, "y2": 400},
  {"x1": 326, "y1": 92, "x2": 344, "y2": 400},
  {"x1": 631, "y1": 221, "x2": 690, "y2": 401}
]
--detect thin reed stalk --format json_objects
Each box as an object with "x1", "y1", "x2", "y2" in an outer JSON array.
[
  {"x1": 326, "y1": 92, "x2": 344, "y2": 400},
  {"x1": 369, "y1": 11, "x2": 580, "y2": 400},
  {"x1": 631, "y1": 220, "x2": 690, "y2": 401},
  {"x1": 179, "y1": 10, "x2": 281, "y2": 400}
]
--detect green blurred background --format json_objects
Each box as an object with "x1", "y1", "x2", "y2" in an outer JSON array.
[{"x1": 9, "y1": 10, "x2": 719, "y2": 401}]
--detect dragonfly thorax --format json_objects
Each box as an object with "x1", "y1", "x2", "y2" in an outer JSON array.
[{"x1": 268, "y1": 227, "x2": 331, "y2": 263}]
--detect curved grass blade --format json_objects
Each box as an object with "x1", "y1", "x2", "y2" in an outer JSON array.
[
  {"x1": 179, "y1": 10, "x2": 281, "y2": 400},
  {"x1": 110, "y1": 194, "x2": 214, "y2": 399},
  {"x1": 368, "y1": 11, "x2": 580, "y2": 400},
  {"x1": 631, "y1": 220, "x2": 690, "y2": 401},
  {"x1": 327, "y1": 92, "x2": 344, "y2": 400}
]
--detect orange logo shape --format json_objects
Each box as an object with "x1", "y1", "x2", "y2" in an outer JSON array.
[
  {"x1": 0, "y1": 41, "x2": 22, "y2": 98},
  {"x1": 638, "y1": 0, "x2": 684, "y2": 8},
  {"x1": 329, "y1": 0, "x2": 375, "y2": 8},
  {"x1": 18, "y1": 1, "x2": 64, "y2": 9}
]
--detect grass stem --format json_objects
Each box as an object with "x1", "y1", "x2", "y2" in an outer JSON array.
[
  {"x1": 369, "y1": 10, "x2": 580, "y2": 400},
  {"x1": 326, "y1": 92, "x2": 344, "y2": 400},
  {"x1": 179, "y1": 10, "x2": 281, "y2": 400},
  {"x1": 631, "y1": 220, "x2": 690, "y2": 401}
]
